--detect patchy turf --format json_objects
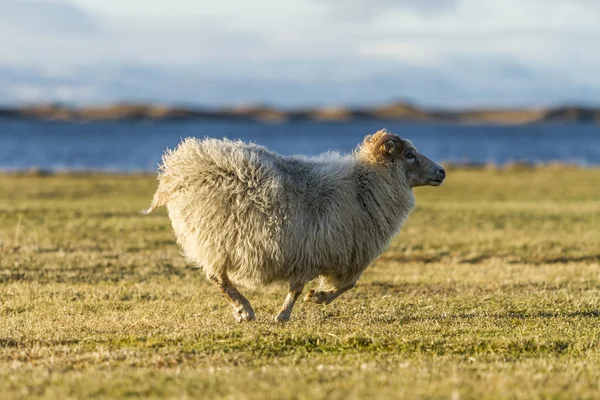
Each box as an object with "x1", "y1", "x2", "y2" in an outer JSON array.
[{"x1": 1, "y1": 167, "x2": 599, "y2": 399}]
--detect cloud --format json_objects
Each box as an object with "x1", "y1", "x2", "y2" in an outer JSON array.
[
  {"x1": 0, "y1": 0, "x2": 98, "y2": 35},
  {"x1": 0, "y1": 0, "x2": 599, "y2": 107},
  {"x1": 0, "y1": 3, "x2": 268, "y2": 68},
  {"x1": 2, "y1": 53, "x2": 599, "y2": 109},
  {"x1": 318, "y1": 0, "x2": 460, "y2": 20}
]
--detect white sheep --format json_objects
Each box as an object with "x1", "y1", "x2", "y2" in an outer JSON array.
[{"x1": 144, "y1": 129, "x2": 445, "y2": 322}]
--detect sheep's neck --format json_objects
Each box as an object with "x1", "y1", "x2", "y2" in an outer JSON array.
[{"x1": 353, "y1": 163, "x2": 415, "y2": 236}]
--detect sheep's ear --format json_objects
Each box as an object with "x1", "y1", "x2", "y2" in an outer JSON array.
[
  {"x1": 376, "y1": 139, "x2": 397, "y2": 160},
  {"x1": 381, "y1": 140, "x2": 396, "y2": 154}
]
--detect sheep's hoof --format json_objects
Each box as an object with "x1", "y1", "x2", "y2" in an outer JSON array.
[
  {"x1": 303, "y1": 289, "x2": 330, "y2": 305},
  {"x1": 274, "y1": 312, "x2": 291, "y2": 323},
  {"x1": 233, "y1": 308, "x2": 255, "y2": 322}
]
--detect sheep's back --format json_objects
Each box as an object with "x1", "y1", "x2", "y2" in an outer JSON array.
[{"x1": 161, "y1": 138, "x2": 289, "y2": 286}]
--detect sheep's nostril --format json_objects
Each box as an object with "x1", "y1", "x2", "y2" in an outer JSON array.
[{"x1": 438, "y1": 168, "x2": 446, "y2": 178}]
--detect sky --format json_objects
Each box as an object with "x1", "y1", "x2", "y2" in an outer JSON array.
[{"x1": 0, "y1": 0, "x2": 599, "y2": 108}]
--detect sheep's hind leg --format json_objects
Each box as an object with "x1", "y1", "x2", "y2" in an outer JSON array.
[
  {"x1": 303, "y1": 281, "x2": 356, "y2": 305},
  {"x1": 274, "y1": 283, "x2": 305, "y2": 322},
  {"x1": 208, "y1": 274, "x2": 255, "y2": 322}
]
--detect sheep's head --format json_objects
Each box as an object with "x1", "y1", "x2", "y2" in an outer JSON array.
[{"x1": 360, "y1": 130, "x2": 446, "y2": 188}]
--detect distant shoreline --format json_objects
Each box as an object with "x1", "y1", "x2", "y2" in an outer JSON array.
[
  {"x1": 1, "y1": 102, "x2": 599, "y2": 125},
  {"x1": 2, "y1": 163, "x2": 596, "y2": 177}
]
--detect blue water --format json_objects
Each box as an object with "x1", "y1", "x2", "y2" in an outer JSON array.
[{"x1": 0, "y1": 119, "x2": 599, "y2": 171}]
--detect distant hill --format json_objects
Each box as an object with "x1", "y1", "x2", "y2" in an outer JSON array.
[{"x1": 1, "y1": 102, "x2": 599, "y2": 124}]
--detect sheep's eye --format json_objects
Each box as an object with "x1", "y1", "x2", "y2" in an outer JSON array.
[{"x1": 406, "y1": 152, "x2": 415, "y2": 160}]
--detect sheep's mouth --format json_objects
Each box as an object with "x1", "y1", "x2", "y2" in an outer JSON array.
[{"x1": 428, "y1": 179, "x2": 444, "y2": 186}]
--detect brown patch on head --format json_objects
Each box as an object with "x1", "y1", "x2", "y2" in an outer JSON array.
[
  {"x1": 357, "y1": 129, "x2": 446, "y2": 187},
  {"x1": 357, "y1": 129, "x2": 403, "y2": 164}
]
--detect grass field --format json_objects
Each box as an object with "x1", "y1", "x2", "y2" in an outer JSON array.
[{"x1": 1, "y1": 167, "x2": 600, "y2": 399}]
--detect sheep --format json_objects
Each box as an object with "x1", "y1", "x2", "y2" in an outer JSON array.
[{"x1": 144, "y1": 129, "x2": 446, "y2": 322}]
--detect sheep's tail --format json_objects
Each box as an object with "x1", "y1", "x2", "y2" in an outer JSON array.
[
  {"x1": 142, "y1": 186, "x2": 171, "y2": 214},
  {"x1": 142, "y1": 166, "x2": 178, "y2": 215},
  {"x1": 142, "y1": 137, "x2": 203, "y2": 215}
]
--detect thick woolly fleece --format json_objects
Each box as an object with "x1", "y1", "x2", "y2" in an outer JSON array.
[{"x1": 145, "y1": 130, "x2": 415, "y2": 290}]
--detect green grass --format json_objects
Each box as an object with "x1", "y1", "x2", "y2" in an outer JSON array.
[{"x1": 1, "y1": 167, "x2": 600, "y2": 399}]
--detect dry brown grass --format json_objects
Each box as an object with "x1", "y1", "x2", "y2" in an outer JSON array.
[{"x1": 0, "y1": 167, "x2": 599, "y2": 399}]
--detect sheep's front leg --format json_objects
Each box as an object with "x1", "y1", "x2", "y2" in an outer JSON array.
[
  {"x1": 208, "y1": 274, "x2": 255, "y2": 322},
  {"x1": 303, "y1": 281, "x2": 356, "y2": 305},
  {"x1": 274, "y1": 283, "x2": 305, "y2": 322}
]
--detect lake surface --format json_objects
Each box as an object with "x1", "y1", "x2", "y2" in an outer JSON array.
[{"x1": 0, "y1": 119, "x2": 599, "y2": 171}]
